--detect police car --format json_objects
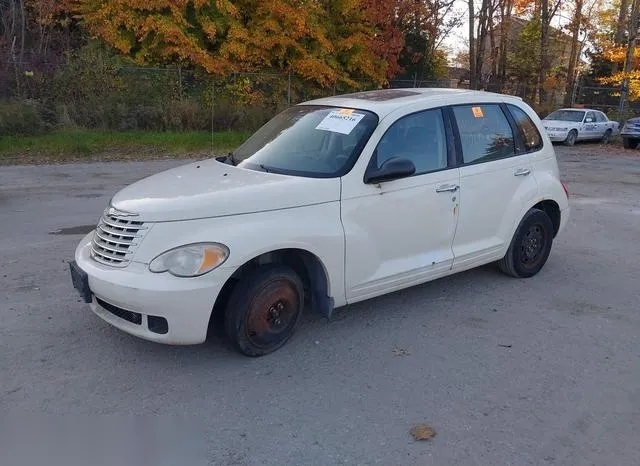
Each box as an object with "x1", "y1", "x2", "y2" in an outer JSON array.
[{"x1": 542, "y1": 108, "x2": 619, "y2": 146}]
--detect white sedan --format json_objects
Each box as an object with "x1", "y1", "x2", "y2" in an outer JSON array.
[
  {"x1": 70, "y1": 89, "x2": 570, "y2": 357},
  {"x1": 542, "y1": 108, "x2": 619, "y2": 146}
]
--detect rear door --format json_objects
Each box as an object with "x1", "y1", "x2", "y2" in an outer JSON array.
[{"x1": 449, "y1": 103, "x2": 540, "y2": 271}]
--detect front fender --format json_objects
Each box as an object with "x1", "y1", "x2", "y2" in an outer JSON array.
[{"x1": 131, "y1": 202, "x2": 346, "y2": 306}]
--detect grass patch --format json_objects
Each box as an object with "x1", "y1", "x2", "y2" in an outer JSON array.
[{"x1": 0, "y1": 129, "x2": 250, "y2": 165}]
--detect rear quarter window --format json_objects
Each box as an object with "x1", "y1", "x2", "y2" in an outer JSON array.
[{"x1": 507, "y1": 104, "x2": 543, "y2": 152}]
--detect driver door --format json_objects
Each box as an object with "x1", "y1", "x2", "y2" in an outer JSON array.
[{"x1": 341, "y1": 108, "x2": 460, "y2": 303}]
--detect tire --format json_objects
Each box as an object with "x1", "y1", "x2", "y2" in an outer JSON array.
[
  {"x1": 498, "y1": 208, "x2": 554, "y2": 279},
  {"x1": 601, "y1": 129, "x2": 612, "y2": 144},
  {"x1": 563, "y1": 129, "x2": 578, "y2": 146},
  {"x1": 224, "y1": 265, "x2": 304, "y2": 357},
  {"x1": 622, "y1": 137, "x2": 639, "y2": 149}
]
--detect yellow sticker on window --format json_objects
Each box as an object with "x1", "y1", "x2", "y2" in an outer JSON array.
[
  {"x1": 337, "y1": 108, "x2": 355, "y2": 116},
  {"x1": 472, "y1": 106, "x2": 484, "y2": 118}
]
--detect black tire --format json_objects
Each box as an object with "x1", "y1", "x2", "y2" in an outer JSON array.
[
  {"x1": 601, "y1": 129, "x2": 612, "y2": 144},
  {"x1": 563, "y1": 129, "x2": 578, "y2": 146},
  {"x1": 224, "y1": 265, "x2": 304, "y2": 357},
  {"x1": 498, "y1": 208, "x2": 554, "y2": 278},
  {"x1": 622, "y1": 137, "x2": 639, "y2": 149}
]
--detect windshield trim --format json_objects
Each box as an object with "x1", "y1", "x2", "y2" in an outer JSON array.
[{"x1": 232, "y1": 104, "x2": 380, "y2": 179}]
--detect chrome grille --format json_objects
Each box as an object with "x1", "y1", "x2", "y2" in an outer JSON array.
[{"x1": 90, "y1": 213, "x2": 147, "y2": 267}]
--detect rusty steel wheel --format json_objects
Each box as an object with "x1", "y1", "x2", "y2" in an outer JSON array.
[{"x1": 224, "y1": 265, "x2": 304, "y2": 357}]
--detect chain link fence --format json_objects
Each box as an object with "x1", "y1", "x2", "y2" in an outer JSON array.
[{"x1": 1, "y1": 55, "x2": 637, "y2": 136}]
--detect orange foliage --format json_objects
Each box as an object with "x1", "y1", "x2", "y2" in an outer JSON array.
[{"x1": 64, "y1": 0, "x2": 401, "y2": 87}]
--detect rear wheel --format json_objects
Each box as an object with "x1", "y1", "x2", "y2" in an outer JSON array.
[
  {"x1": 224, "y1": 265, "x2": 304, "y2": 357},
  {"x1": 622, "y1": 137, "x2": 639, "y2": 149},
  {"x1": 498, "y1": 208, "x2": 554, "y2": 278},
  {"x1": 564, "y1": 129, "x2": 578, "y2": 146}
]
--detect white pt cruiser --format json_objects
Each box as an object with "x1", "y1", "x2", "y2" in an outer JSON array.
[{"x1": 70, "y1": 89, "x2": 570, "y2": 357}]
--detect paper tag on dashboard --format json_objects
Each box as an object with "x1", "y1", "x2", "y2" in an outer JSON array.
[{"x1": 316, "y1": 109, "x2": 365, "y2": 135}]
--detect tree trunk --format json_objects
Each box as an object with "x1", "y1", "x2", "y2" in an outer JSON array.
[
  {"x1": 539, "y1": 0, "x2": 550, "y2": 105},
  {"x1": 489, "y1": 17, "x2": 497, "y2": 86},
  {"x1": 619, "y1": 0, "x2": 640, "y2": 113},
  {"x1": 612, "y1": 0, "x2": 630, "y2": 73},
  {"x1": 564, "y1": 0, "x2": 583, "y2": 107},
  {"x1": 498, "y1": 0, "x2": 512, "y2": 89},
  {"x1": 474, "y1": 0, "x2": 490, "y2": 89},
  {"x1": 469, "y1": 0, "x2": 476, "y2": 88}
]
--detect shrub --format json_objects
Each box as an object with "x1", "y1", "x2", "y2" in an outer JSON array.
[{"x1": 0, "y1": 100, "x2": 49, "y2": 136}]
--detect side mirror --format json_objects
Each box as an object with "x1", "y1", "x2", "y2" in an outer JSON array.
[{"x1": 365, "y1": 157, "x2": 415, "y2": 184}]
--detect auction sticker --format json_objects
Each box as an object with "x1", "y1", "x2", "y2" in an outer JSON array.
[
  {"x1": 316, "y1": 109, "x2": 365, "y2": 135},
  {"x1": 472, "y1": 106, "x2": 484, "y2": 118}
]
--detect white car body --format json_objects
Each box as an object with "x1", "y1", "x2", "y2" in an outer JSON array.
[
  {"x1": 542, "y1": 108, "x2": 620, "y2": 143},
  {"x1": 71, "y1": 89, "x2": 570, "y2": 347}
]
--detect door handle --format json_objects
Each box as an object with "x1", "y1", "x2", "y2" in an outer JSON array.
[
  {"x1": 435, "y1": 184, "x2": 459, "y2": 193},
  {"x1": 514, "y1": 168, "x2": 531, "y2": 176}
]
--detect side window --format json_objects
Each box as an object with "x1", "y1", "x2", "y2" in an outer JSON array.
[
  {"x1": 374, "y1": 108, "x2": 448, "y2": 175},
  {"x1": 507, "y1": 104, "x2": 543, "y2": 152},
  {"x1": 595, "y1": 112, "x2": 607, "y2": 122},
  {"x1": 452, "y1": 104, "x2": 515, "y2": 164},
  {"x1": 586, "y1": 111, "x2": 596, "y2": 122}
]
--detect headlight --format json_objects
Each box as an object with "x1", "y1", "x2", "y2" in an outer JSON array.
[{"x1": 149, "y1": 243, "x2": 229, "y2": 277}]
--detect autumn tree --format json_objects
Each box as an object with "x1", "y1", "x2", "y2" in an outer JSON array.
[{"x1": 66, "y1": 0, "x2": 398, "y2": 88}]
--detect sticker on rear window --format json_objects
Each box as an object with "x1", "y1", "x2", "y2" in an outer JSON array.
[
  {"x1": 316, "y1": 109, "x2": 365, "y2": 135},
  {"x1": 472, "y1": 106, "x2": 484, "y2": 118}
]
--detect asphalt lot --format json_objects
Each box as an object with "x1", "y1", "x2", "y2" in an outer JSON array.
[{"x1": 1, "y1": 144, "x2": 639, "y2": 465}]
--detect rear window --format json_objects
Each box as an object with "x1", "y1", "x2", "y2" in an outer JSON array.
[{"x1": 507, "y1": 104, "x2": 543, "y2": 152}]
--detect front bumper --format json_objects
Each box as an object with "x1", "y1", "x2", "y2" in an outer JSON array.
[
  {"x1": 545, "y1": 130, "x2": 570, "y2": 142},
  {"x1": 73, "y1": 233, "x2": 234, "y2": 345}
]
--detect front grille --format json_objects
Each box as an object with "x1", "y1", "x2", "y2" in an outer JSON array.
[
  {"x1": 96, "y1": 297, "x2": 142, "y2": 325},
  {"x1": 90, "y1": 213, "x2": 147, "y2": 267}
]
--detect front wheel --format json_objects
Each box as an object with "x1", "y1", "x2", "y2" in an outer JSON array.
[
  {"x1": 601, "y1": 129, "x2": 612, "y2": 144},
  {"x1": 622, "y1": 137, "x2": 639, "y2": 149},
  {"x1": 564, "y1": 129, "x2": 578, "y2": 146},
  {"x1": 224, "y1": 265, "x2": 304, "y2": 357},
  {"x1": 498, "y1": 208, "x2": 554, "y2": 278}
]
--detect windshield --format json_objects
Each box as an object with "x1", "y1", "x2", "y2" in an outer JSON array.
[
  {"x1": 231, "y1": 105, "x2": 378, "y2": 178},
  {"x1": 544, "y1": 110, "x2": 585, "y2": 122}
]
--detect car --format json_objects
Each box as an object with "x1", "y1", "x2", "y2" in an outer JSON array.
[
  {"x1": 542, "y1": 108, "x2": 619, "y2": 146},
  {"x1": 69, "y1": 88, "x2": 570, "y2": 357},
  {"x1": 619, "y1": 116, "x2": 640, "y2": 149}
]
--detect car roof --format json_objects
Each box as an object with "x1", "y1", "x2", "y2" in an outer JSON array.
[{"x1": 300, "y1": 88, "x2": 524, "y2": 118}]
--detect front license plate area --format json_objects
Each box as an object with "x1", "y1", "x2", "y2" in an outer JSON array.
[{"x1": 69, "y1": 261, "x2": 92, "y2": 303}]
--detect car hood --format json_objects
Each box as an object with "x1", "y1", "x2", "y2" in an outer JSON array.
[
  {"x1": 542, "y1": 120, "x2": 577, "y2": 128},
  {"x1": 624, "y1": 117, "x2": 640, "y2": 125},
  {"x1": 110, "y1": 158, "x2": 341, "y2": 222}
]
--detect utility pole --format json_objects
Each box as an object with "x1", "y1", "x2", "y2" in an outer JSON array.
[{"x1": 619, "y1": 0, "x2": 640, "y2": 115}]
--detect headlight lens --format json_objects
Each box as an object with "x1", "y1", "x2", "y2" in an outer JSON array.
[{"x1": 149, "y1": 243, "x2": 229, "y2": 277}]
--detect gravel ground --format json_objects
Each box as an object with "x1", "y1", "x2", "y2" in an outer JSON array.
[{"x1": 1, "y1": 143, "x2": 639, "y2": 466}]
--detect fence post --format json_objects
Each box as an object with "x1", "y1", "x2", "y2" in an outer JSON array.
[{"x1": 211, "y1": 79, "x2": 215, "y2": 154}]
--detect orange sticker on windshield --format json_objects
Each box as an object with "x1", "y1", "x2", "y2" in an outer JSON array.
[
  {"x1": 472, "y1": 106, "x2": 484, "y2": 118},
  {"x1": 338, "y1": 108, "x2": 355, "y2": 116}
]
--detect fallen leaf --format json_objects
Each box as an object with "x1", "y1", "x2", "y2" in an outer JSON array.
[
  {"x1": 409, "y1": 424, "x2": 436, "y2": 441},
  {"x1": 498, "y1": 344, "x2": 512, "y2": 348},
  {"x1": 392, "y1": 346, "x2": 410, "y2": 356}
]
